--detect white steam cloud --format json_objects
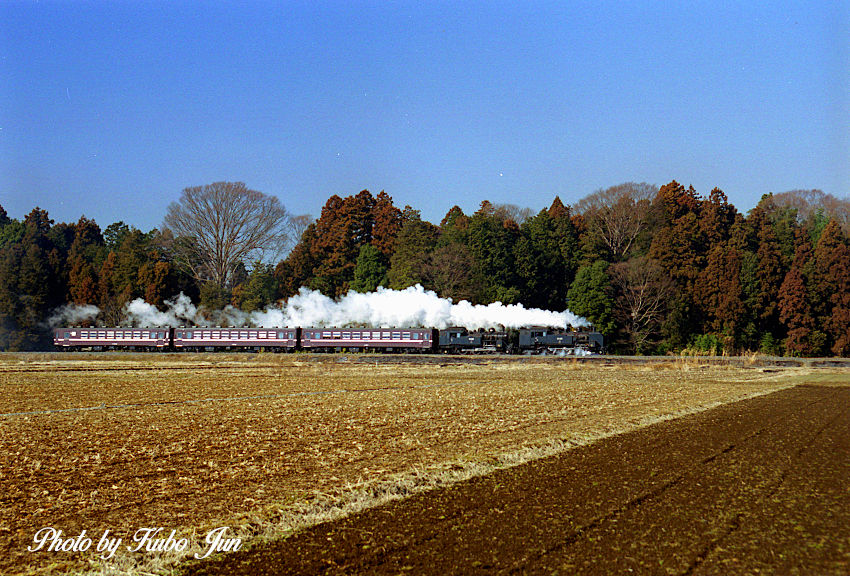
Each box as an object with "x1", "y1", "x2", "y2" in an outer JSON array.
[
  {"x1": 46, "y1": 303, "x2": 101, "y2": 328},
  {"x1": 124, "y1": 293, "x2": 204, "y2": 327},
  {"x1": 51, "y1": 285, "x2": 588, "y2": 329},
  {"x1": 255, "y1": 285, "x2": 586, "y2": 330}
]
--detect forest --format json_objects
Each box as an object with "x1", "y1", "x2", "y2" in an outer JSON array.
[{"x1": 1, "y1": 181, "x2": 848, "y2": 356}]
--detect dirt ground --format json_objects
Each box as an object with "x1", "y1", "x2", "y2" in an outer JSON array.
[
  {"x1": 183, "y1": 383, "x2": 850, "y2": 576},
  {"x1": 0, "y1": 353, "x2": 828, "y2": 574}
]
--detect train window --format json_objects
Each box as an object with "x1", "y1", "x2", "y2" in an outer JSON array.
[
  {"x1": 392, "y1": 332, "x2": 400, "y2": 339},
  {"x1": 342, "y1": 332, "x2": 350, "y2": 339},
  {"x1": 402, "y1": 332, "x2": 410, "y2": 339},
  {"x1": 186, "y1": 332, "x2": 193, "y2": 339},
  {"x1": 277, "y1": 331, "x2": 285, "y2": 339},
  {"x1": 322, "y1": 331, "x2": 331, "y2": 338},
  {"x1": 212, "y1": 331, "x2": 220, "y2": 338},
  {"x1": 107, "y1": 331, "x2": 114, "y2": 338}
]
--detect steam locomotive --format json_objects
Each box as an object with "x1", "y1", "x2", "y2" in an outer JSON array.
[{"x1": 53, "y1": 325, "x2": 604, "y2": 355}]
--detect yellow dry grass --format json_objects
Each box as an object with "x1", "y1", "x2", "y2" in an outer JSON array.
[{"x1": 0, "y1": 353, "x2": 822, "y2": 575}]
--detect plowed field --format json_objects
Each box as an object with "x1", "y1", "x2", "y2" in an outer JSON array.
[
  {"x1": 0, "y1": 353, "x2": 834, "y2": 574},
  {"x1": 184, "y1": 384, "x2": 850, "y2": 576}
]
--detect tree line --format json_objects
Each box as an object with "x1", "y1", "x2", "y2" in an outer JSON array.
[{"x1": 1, "y1": 181, "x2": 848, "y2": 356}]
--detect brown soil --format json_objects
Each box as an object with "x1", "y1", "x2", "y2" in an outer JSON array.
[
  {"x1": 182, "y1": 384, "x2": 850, "y2": 576},
  {"x1": 0, "y1": 354, "x2": 828, "y2": 574}
]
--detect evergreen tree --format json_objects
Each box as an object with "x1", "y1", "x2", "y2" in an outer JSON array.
[
  {"x1": 812, "y1": 221, "x2": 850, "y2": 355},
  {"x1": 514, "y1": 207, "x2": 570, "y2": 310},
  {"x1": 387, "y1": 212, "x2": 439, "y2": 290},
  {"x1": 232, "y1": 263, "x2": 278, "y2": 312},
  {"x1": 350, "y1": 244, "x2": 389, "y2": 293},
  {"x1": 696, "y1": 243, "x2": 745, "y2": 350},
  {"x1": 778, "y1": 232, "x2": 818, "y2": 355},
  {"x1": 566, "y1": 261, "x2": 616, "y2": 337},
  {"x1": 464, "y1": 201, "x2": 521, "y2": 304}
]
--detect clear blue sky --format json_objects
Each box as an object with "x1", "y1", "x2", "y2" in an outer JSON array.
[{"x1": 1, "y1": 1, "x2": 847, "y2": 231}]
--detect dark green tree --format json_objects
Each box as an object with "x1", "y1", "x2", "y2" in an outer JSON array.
[
  {"x1": 232, "y1": 263, "x2": 278, "y2": 312},
  {"x1": 387, "y1": 211, "x2": 439, "y2": 290},
  {"x1": 350, "y1": 244, "x2": 389, "y2": 293},
  {"x1": 566, "y1": 261, "x2": 616, "y2": 337}
]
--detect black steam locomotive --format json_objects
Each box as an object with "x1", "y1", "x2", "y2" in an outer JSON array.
[{"x1": 53, "y1": 325, "x2": 603, "y2": 354}]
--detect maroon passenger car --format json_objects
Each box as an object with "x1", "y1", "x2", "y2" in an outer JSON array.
[
  {"x1": 299, "y1": 327, "x2": 438, "y2": 352},
  {"x1": 173, "y1": 327, "x2": 298, "y2": 351},
  {"x1": 53, "y1": 327, "x2": 171, "y2": 350}
]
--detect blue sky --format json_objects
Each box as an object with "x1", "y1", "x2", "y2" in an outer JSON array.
[{"x1": 1, "y1": 1, "x2": 848, "y2": 231}]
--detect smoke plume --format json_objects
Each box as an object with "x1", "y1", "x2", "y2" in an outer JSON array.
[
  {"x1": 51, "y1": 285, "x2": 588, "y2": 329},
  {"x1": 254, "y1": 285, "x2": 586, "y2": 329},
  {"x1": 46, "y1": 303, "x2": 101, "y2": 328}
]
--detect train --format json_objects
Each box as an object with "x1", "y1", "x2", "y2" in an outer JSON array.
[{"x1": 53, "y1": 325, "x2": 604, "y2": 355}]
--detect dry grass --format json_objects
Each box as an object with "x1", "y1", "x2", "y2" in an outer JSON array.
[{"x1": 0, "y1": 353, "x2": 824, "y2": 575}]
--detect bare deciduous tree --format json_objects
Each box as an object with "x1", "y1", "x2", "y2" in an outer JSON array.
[
  {"x1": 288, "y1": 214, "x2": 314, "y2": 248},
  {"x1": 575, "y1": 182, "x2": 658, "y2": 261},
  {"x1": 491, "y1": 203, "x2": 535, "y2": 225},
  {"x1": 610, "y1": 256, "x2": 674, "y2": 354},
  {"x1": 163, "y1": 182, "x2": 292, "y2": 290},
  {"x1": 423, "y1": 243, "x2": 475, "y2": 301},
  {"x1": 772, "y1": 189, "x2": 850, "y2": 234}
]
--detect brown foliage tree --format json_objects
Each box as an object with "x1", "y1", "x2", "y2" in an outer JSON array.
[
  {"x1": 280, "y1": 190, "x2": 403, "y2": 297},
  {"x1": 371, "y1": 191, "x2": 404, "y2": 258},
  {"x1": 778, "y1": 230, "x2": 818, "y2": 356},
  {"x1": 697, "y1": 243, "x2": 745, "y2": 346},
  {"x1": 811, "y1": 221, "x2": 850, "y2": 355}
]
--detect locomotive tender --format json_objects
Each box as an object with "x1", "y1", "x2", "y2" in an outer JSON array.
[{"x1": 53, "y1": 325, "x2": 603, "y2": 354}]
